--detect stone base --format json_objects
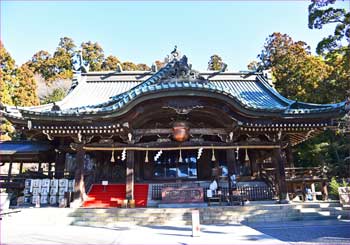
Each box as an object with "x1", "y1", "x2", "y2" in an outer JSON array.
[{"x1": 158, "y1": 203, "x2": 208, "y2": 208}]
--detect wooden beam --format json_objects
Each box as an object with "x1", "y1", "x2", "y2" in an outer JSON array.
[
  {"x1": 133, "y1": 128, "x2": 228, "y2": 136},
  {"x1": 84, "y1": 144, "x2": 280, "y2": 151}
]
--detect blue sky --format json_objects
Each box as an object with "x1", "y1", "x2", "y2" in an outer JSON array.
[{"x1": 1, "y1": 1, "x2": 349, "y2": 71}]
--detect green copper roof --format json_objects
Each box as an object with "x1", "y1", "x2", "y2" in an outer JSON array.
[{"x1": 1, "y1": 55, "x2": 346, "y2": 120}]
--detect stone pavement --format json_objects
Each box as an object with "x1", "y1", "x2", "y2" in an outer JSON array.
[
  {"x1": 1, "y1": 218, "x2": 285, "y2": 244},
  {"x1": 1, "y1": 211, "x2": 350, "y2": 244},
  {"x1": 248, "y1": 219, "x2": 350, "y2": 244}
]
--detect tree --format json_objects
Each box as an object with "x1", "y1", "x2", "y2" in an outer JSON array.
[
  {"x1": 308, "y1": 0, "x2": 350, "y2": 56},
  {"x1": 0, "y1": 42, "x2": 16, "y2": 105},
  {"x1": 308, "y1": 0, "x2": 350, "y2": 102},
  {"x1": 208, "y1": 54, "x2": 224, "y2": 71},
  {"x1": 26, "y1": 50, "x2": 56, "y2": 81},
  {"x1": 101, "y1": 55, "x2": 120, "y2": 71},
  {"x1": 81, "y1": 41, "x2": 104, "y2": 71},
  {"x1": 41, "y1": 88, "x2": 67, "y2": 104},
  {"x1": 13, "y1": 64, "x2": 39, "y2": 107},
  {"x1": 136, "y1": 63, "x2": 151, "y2": 71},
  {"x1": 154, "y1": 60, "x2": 165, "y2": 70},
  {"x1": 53, "y1": 37, "x2": 76, "y2": 79},
  {"x1": 256, "y1": 32, "x2": 332, "y2": 103},
  {"x1": 122, "y1": 61, "x2": 138, "y2": 71},
  {"x1": 247, "y1": 61, "x2": 259, "y2": 71}
]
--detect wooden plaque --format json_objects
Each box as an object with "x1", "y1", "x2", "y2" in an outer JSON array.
[{"x1": 161, "y1": 187, "x2": 204, "y2": 203}]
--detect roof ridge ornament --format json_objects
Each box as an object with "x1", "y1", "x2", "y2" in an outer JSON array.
[
  {"x1": 156, "y1": 46, "x2": 206, "y2": 83},
  {"x1": 72, "y1": 50, "x2": 90, "y2": 73},
  {"x1": 170, "y1": 45, "x2": 180, "y2": 60}
]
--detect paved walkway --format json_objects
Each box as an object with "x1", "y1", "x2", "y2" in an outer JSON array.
[
  {"x1": 1, "y1": 211, "x2": 350, "y2": 244},
  {"x1": 249, "y1": 219, "x2": 350, "y2": 244}
]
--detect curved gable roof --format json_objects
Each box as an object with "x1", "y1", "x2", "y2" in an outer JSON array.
[{"x1": 1, "y1": 55, "x2": 346, "y2": 120}]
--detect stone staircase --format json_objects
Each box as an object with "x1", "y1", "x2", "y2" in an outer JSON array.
[
  {"x1": 5, "y1": 202, "x2": 349, "y2": 227},
  {"x1": 70, "y1": 202, "x2": 349, "y2": 227}
]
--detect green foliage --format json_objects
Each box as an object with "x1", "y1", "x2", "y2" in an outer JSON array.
[
  {"x1": 247, "y1": 61, "x2": 259, "y2": 71},
  {"x1": 41, "y1": 88, "x2": 67, "y2": 104},
  {"x1": 122, "y1": 61, "x2": 138, "y2": 71},
  {"x1": 295, "y1": 130, "x2": 350, "y2": 178},
  {"x1": 256, "y1": 32, "x2": 333, "y2": 103},
  {"x1": 13, "y1": 64, "x2": 40, "y2": 107},
  {"x1": 101, "y1": 55, "x2": 120, "y2": 70},
  {"x1": 0, "y1": 119, "x2": 14, "y2": 141},
  {"x1": 329, "y1": 176, "x2": 349, "y2": 198},
  {"x1": 53, "y1": 37, "x2": 76, "y2": 79},
  {"x1": 81, "y1": 41, "x2": 104, "y2": 71},
  {"x1": 136, "y1": 63, "x2": 151, "y2": 71},
  {"x1": 308, "y1": 0, "x2": 350, "y2": 56},
  {"x1": 0, "y1": 42, "x2": 16, "y2": 105},
  {"x1": 26, "y1": 50, "x2": 56, "y2": 81},
  {"x1": 155, "y1": 60, "x2": 165, "y2": 70},
  {"x1": 208, "y1": 54, "x2": 224, "y2": 71}
]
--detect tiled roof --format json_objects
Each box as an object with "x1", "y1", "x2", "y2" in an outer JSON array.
[
  {"x1": 1, "y1": 56, "x2": 346, "y2": 119},
  {"x1": 0, "y1": 141, "x2": 53, "y2": 155}
]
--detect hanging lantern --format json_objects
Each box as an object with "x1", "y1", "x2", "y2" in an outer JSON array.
[
  {"x1": 236, "y1": 147, "x2": 239, "y2": 160},
  {"x1": 172, "y1": 121, "x2": 189, "y2": 142},
  {"x1": 245, "y1": 148, "x2": 249, "y2": 162},
  {"x1": 211, "y1": 148, "x2": 216, "y2": 162},
  {"x1": 178, "y1": 149, "x2": 183, "y2": 163},
  {"x1": 145, "y1": 150, "x2": 149, "y2": 163},
  {"x1": 110, "y1": 150, "x2": 115, "y2": 163}
]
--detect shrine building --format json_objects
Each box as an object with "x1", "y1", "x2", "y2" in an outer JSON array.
[{"x1": 1, "y1": 50, "x2": 347, "y2": 207}]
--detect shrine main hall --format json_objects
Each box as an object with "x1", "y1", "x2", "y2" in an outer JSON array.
[{"x1": 1, "y1": 50, "x2": 347, "y2": 208}]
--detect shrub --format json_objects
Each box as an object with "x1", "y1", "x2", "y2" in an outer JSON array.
[{"x1": 329, "y1": 177, "x2": 349, "y2": 199}]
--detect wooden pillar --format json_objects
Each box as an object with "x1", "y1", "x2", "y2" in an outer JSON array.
[
  {"x1": 19, "y1": 162, "x2": 23, "y2": 174},
  {"x1": 126, "y1": 150, "x2": 135, "y2": 200},
  {"x1": 311, "y1": 183, "x2": 317, "y2": 201},
  {"x1": 285, "y1": 144, "x2": 295, "y2": 168},
  {"x1": 48, "y1": 162, "x2": 52, "y2": 178},
  {"x1": 226, "y1": 149, "x2": 237, "y2": 194},
  {"x1": 73, "y1": 144, "x2": 86, "y2": 203},
  {"x1": 249, "y1": 151, "x2": 259, "y2": 178},
  {"x1": 55, "y1": 151, "x2": 65, "y2": 179},
  {"x1": 7, "y1": 161, "x2": 13, "y2": 192},
  {"x1": 38, "y1": 162, "x2": 42, "y2": 173},
  {"x1": 272, "y1": 148, "x2": 288, "y2": 203}
]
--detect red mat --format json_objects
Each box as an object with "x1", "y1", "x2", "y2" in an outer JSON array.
[{"x1": 83, "y1": 183, "x2": 148, "y2": 208}]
